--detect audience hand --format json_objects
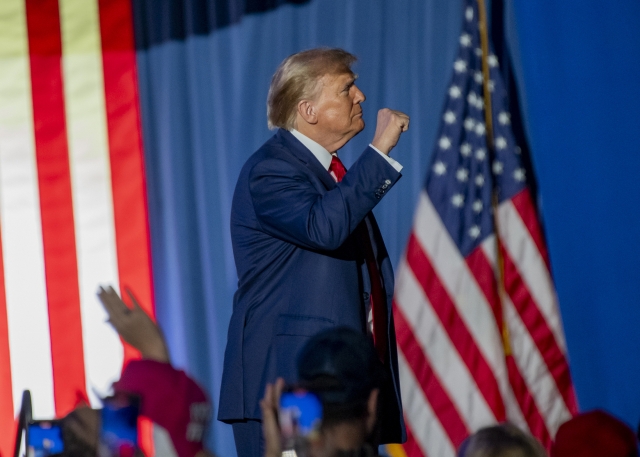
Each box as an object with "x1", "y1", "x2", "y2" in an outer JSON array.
[
  {"x1": 97, "y1": 286, "x2": 170, "y2": 363},
  {"x1": 260, "y1": 377, "x2": 285, "y2": 457}
]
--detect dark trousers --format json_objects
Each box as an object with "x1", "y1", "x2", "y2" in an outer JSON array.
[{"x1": 231, "y1": 419, "x2": 264, "y2": 457}]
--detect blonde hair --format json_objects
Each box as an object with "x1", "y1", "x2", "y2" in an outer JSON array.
[
  {"x1": 267, "y1": 48, "x2": 357, "y2": 130},
  {"x1": 459, "y1": 424, "x2": 548, "y2": 457}
]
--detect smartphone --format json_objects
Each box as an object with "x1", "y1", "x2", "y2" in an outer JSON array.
[
  {"x1": 98, "y1": 393, "x2": 139, "y2": 457},
  {"x1": 279, "y1": 388, "x2": 322, "y2": 451},
  {"x1": 27, "y1": 420, "x2": 64, "y2": 457}
]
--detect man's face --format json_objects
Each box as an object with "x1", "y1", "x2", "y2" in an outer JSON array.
[{"x1": 313, "y1": 72, "x2": 366, "y2": 148}]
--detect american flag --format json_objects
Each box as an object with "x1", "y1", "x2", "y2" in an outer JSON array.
[
  {"x1": 0, "y1": 1, "x2": 154, "y2": 455},
  {"x1": 392, "y1": 1, "x2": 578, "y2": 455}
]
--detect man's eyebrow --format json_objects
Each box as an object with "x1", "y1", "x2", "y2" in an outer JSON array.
[{"x1": 343, "y1": 75, "x2": 357, "y2": 90}]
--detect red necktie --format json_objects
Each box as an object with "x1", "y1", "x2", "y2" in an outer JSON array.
[{"x1": 329, "y1": 155, "x2": 388, "y2": 362}]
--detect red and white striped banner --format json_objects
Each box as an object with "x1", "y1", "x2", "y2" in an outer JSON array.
[{"x1": 0, "y1": 0, "x2": 153, "y2": 454}]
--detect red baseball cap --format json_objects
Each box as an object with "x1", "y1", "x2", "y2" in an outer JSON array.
[{"x1": 113, "y1": 360, "x2": 211, "y2": 457}]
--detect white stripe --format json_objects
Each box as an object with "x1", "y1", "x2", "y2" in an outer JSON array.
[
  {"x1": 412, "y1": 193, "x2": 509, "y2": 389},
  {"x1": 0, "y1": 0, "x2": 55, "y2": 418},
  {"x1": 498, "y1": 201, "x2": 567, "y2": 351},
  {"x1": 504, "y1": 294, "x2": 572, "y2": 435},
  {"x1": 397, "y1": 350, "x2": 456, "y2": 457},
  {"x1": 59, "y1": 0, "x2": 122, "y2": 403},
  {"x1": 395, "y1": 259, "x2": 497, "y2": 430}
]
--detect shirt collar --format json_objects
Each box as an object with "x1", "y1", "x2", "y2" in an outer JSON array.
[{"x1": 290, "y1": 129, "x2": 334, "y2": 171}]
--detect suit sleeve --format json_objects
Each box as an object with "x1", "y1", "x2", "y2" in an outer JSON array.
[{"x1": 249, "y1": 146, "x2": 401, "y2": 251}]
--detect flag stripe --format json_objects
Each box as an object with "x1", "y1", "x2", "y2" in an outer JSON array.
[
  {"x1": 97, "y1": 1, "x2": 156, "y2": 453},
  {"x1": 511, "y1": 189, "x2": 550, "y2": 270},
  {"x1": 404, "y1": 422, "x2": 428, "y2": 457},
  {"x1": 395, "y1": 259, "x2": 497, "y2": 429},
  {"x1": 98, "y1": 0, "x2": 155, "y2": 362},
  {"x1": 25, "y1": 0, "x2": 88, "y2": 416},
  {"x1": 394, "y1": 305, "x2": 470, "y2": 447},
  {"x1": 498, "y1": 199, "x2": 567, "y2": 352},
  {"x1": 503, "y1": 294, "x2": 571, "y2": 437},
  {"x1": 0, "y1": 0, "x2": 55, "y2": 420},
  {"x1": 397, "y1": 349, "x2": 456, "y2": 457},
  {"x1": 504, "y1": 353, "x2": 552, "y2": 447},
  {"x1": 58, "y1": 0, "x2": 124, "y2": 404},
  {"x1": 0, "y1": 226, "x2": 14, "y2": 457},
  {"x1": 501, "y1": 246, "x2": 576, "y2": 413}
]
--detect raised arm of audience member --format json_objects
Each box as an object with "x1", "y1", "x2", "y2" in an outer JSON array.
[{"x1": 97, "y1": 285, "x2": 170, "y2": 363}]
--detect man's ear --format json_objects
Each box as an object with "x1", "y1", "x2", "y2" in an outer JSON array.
[
  {"x1": 365, "y1": 388, "x2": 379, "y2": 433},
  {"x1": 297, "y1": 99, "x2": 318, "y2": 125}
]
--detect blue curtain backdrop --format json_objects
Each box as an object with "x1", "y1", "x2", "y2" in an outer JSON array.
[{"x1": 132, "y1": 0, "x2": 640, "y2": 455}]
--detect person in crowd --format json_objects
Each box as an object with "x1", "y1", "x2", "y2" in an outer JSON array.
[
  {"x1": 219, "y1": 46, "x2": 409, "y2": 457},
  {"x1": 456, "y1": 423, "x2": 547, "y2": 457},
  {"x1": 550, "y1": 410, "x2": 638, "y2": 457},
  {"x1": 57, "y1": 286, "x2": 215, "y2": 457},
  {"x1": 260, "y1": 327, "x2": 385, "y2": 457}
]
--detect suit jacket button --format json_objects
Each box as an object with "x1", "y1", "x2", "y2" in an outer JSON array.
[{"x1": 385, "y1": 179, "x2": 391, "y2": 185}]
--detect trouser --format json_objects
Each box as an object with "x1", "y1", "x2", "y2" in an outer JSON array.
[{"x1": 231, "y1": 419, "x2": 264, "y2": 457}]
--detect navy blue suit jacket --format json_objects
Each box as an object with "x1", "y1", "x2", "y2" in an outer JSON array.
[{"x1": 218, "y1": 129, "x2": 406, "y2": 443}]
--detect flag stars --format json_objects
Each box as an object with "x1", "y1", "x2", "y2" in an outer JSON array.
[
  {"x1": 473, "y1": 200, "x2": 483, "y2": 213},
  {"x1": 475, "y1": 148, "x2": 486, "y2": 160},
  {"x1": 493, "y1": 161, "x2": 504, "y2": 175},
  {"x1": 452, "y1": 194, "x2": 465, "y2": 208},
  {"x1": 456, "y1": 168, "x2": 469, "y2": 182},
  {"x1": 514, "y1": 168, "x2": 526, "y2": 182},
  {"x1": 460, "y1": 33, "x2": 472, "y2": 47},
  {"x1": 466, "y1": 6, "x2": 474, "y2": 21},
  {"x1": 474, "y1": 71, "x2": 483, "y2": 84},
  {"x1": 488, "y1": 80, "x2": 495, "y2": 92},
  {"x1": 439, "y1": 136, "x2": 452, "y2": 150},
  {"x1": 449, "y1": 85, "x2": 462, "y2": 99},
  {"x1": 433, "y1": 161, "x2": 447, "y2": 175},
  {"x1": 475, "y1": 122, "x2": 486, "y2": 136},
  {"x1": 487, "y1": 54, "x2": 499, "y2": 67},
  {"x1": 515, "y1": 146, "x2": 522, "y2": 155},
  {"x1": 495, "y1": 136, "x2": 507, "y2": 150},
  {"x1": 469, "y1": 225, "x2": 481, "y2": 239},
  {"x1": 498, "y1": 111, "x2": 511, "y2": 125},
  {"x1": 475, "y1": 174, "x2": 485, "y2": 186},
  {"x1": 475, "y1": 48, "x2": 483, "y2": 57},
  {"x1": 464, "y1": 117, "x2": 476, "y2": 131},
  {"x1": 460, "y1": 143, "x2": 472, "y2": 157},
  {"x1": 454, "y1": 59, "x2": 468, "y2": 73},
  {"x1": 444, "y1": 111, "x2": 457, "y2": 124}
]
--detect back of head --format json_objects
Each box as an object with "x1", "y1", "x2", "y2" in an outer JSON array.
[
  {"x1": 296, "y1": 326, "x2": 383, "y2": 425},
  {"x1": 551, "y1": 410, "x2": 638, "y2": 457},
  {"x1": 459, "y1": 423, "x2": 547, "y2": 457},
  {"x1": 267, "y1": 48, "x2": 357, "y2": 130}
]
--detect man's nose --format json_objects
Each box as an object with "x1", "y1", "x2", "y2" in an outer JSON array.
[{"x1": 353, "y1": 85, "x2": 366, "y2": 103}]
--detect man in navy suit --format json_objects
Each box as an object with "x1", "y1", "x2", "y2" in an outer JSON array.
[{"x1": 218, "y1": 48, "x2": 409, "y2": 457}]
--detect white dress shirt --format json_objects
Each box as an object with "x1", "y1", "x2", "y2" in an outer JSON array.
[{"x1": 290, "y1": 129, "x2": 403, "y2": 175}]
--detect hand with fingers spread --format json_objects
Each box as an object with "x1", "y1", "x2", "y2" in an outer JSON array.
[
  {"x1": 97, "y1": 286, "x2": 170, "y2": 363},
  {"x1": 371, "y1": 108, "x2": 410, "y2": 155}
]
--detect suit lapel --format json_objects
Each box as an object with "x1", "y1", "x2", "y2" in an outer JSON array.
[{"x1": 277, "y1": 129, "x2": 337, "y2": 190}]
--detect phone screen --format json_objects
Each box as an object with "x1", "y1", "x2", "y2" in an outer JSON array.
[
  {"x1": 28, "y1": 421, "x2": 64, "y2": 457},
  {"x1": 99, "y1": 394, "x2": 139, "y2": 457},
  {"x1": 279, "y1": 388, "x2": 322, "y2": 451}
]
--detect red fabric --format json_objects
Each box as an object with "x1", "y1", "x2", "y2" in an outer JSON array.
[
  {"x1": 113, "y1": 360, "x2": 211, "y2": 457},
  {"x1": 551, "y1": 410, "x2": 638, "y2": 457},
  {"x1": 329, "y1": 156, "x2": 388, "y2": 362}
]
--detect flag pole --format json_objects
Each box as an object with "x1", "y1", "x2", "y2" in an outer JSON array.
[{"x1": 477, "y1": 0, "x2": 511, "y2": 356}]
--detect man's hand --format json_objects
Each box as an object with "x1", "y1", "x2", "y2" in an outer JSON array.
[
  {"x1": 371, "y1": 108, "x2": 410, "y2": 155},
  {"x1": 97, "y1": 285, "x2": 170, "y2": 363},
  {"x1": 260, "y1": 378, "x2": 285, "y2": 457}
]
